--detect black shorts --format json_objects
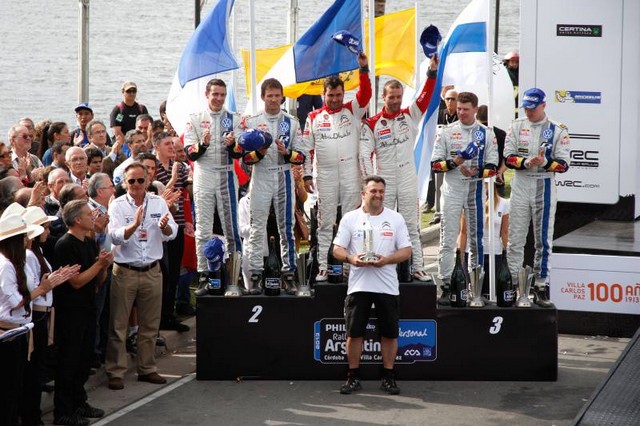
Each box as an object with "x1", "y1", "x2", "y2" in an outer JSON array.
[{"x1": 344, "y1": 292, "x2": 400, "y2": 339}]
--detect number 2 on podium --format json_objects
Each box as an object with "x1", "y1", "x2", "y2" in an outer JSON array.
[{"x1": 249, "y1": 305, "x2": 263, "y2": 323}]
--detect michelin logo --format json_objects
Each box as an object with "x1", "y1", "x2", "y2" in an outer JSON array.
[{"x1": 555, "y1": 91, "x2": 601, "y2": 104}]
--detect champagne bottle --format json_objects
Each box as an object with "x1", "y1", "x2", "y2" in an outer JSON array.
[
  {"x1": 450, "y1": 249, "x2": 468, "y2": 307},
  {"x1": 328, "y1": 224, "x2": 344, "y2": 283},
  {"x1": 264, "y1": 236, "x2": 281, "y2": 296},
  {"x1": 496, "y1": 250, "x2": 515, "y2": 307},
  {"x1": 397, "y1": 259, "x2": 413, "y2": 282}
]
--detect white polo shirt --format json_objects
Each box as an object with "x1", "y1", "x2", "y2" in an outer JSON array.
[{"x1": 333, "y1": 207, "x2": 411, "y2": 296}]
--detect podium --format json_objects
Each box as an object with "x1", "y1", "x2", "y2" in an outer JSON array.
[{"x1": 196, "y1": 283, "x2": 557, "y2": 381}]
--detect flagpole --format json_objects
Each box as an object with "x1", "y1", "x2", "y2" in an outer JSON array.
[
  {"x1": 487, "y1": 0, "x2": 496, "y2": 301},
  {"x1": 249, "y1": 0, "x2": 258, "y2": 114},
  {"x1": 287, "y1": 0, "x2": 299, "y2": 115},
  {"x1": 368, "y1": 0, "x2": 376, "y2": 116},
  {"x1": 230, "y1": 0, "x2": 237, "y2": 111},
  {"x1": 414, "y1": 1, "x2": 420, "y2": 89}
]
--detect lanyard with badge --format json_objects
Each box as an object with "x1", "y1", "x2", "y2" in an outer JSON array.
[{"x1": 137, "y1": 198, "x2": 149, "y2": 242}]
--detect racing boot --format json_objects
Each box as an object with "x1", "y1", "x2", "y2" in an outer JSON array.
[
  {"x1": 437, "y1": 280, "x2": 451, "y2": 306},
  {"x1": 532, "y1": 283, "x2": 554, "y2": 308},
  {"x1": 282, "y1": 271, "x2": 297, "y2": 295},
  {"x1": 248, "y1": 271, "x2": 263, "y2": 295},
  {"x1": 194, "y1": 272, "x2": 209, "y2": 297}
]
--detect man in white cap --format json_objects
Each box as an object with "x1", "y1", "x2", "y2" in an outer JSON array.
[{"x1": 504, "y1": 87, "x2": 570, "y2": 307}]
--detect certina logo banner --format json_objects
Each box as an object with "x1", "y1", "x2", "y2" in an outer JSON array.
[
  {"x1": 314, "y1": 318, "x2": 437, "y2": 364},
  {"x1": 557, "y1": 24, "x2": 602, "y2": 37},
  {"x1": 555, "y1": 91, "x2": 602, "y2": 104}
]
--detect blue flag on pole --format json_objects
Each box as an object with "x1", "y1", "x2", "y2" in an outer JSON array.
[
  {"x1": 292, "y1": 0, "x2": 361, "y2": 83},
  {"x1": 178, "y1": 0, "x2": 238, "y2": 87},
  {"x1": 167, "y1": 0, "x2": 239, "y2": 135}
]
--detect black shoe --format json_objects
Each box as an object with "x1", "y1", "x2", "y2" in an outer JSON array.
[
  {"x1": 194, "y1": 272, "x2": 209, "y2": 297},
  {"x1": 54, "y1": 414, "x2": 90, "y2": 426},
  {"x1": 159, "y1": 320, "x2": 190, "y2": 332},
  {"x1": 437, "y1": 285, "x2": 451, "y2": 306},
  {"x1": 428, "y1": 216, "x2": 441, "y2": 225},
  {"x1": 156, "y1": 335, "x2": 166, "y2": 347},
  {"x1": 533, "y1": 286, "x2": 554, "y2": 308},
  {"x1": 175, "y1": 303, "x2": 196, "y2": 316},
  {"x1": 126, "y1": 333, "x2": 137, "y2": 354},
  {"x1": 248, "y1": 272, "x2": 263, "y2": 295},
  {"x1": 76, "y1": 402, "x2": 105, "y2": 418},
  {"x1": 282, "y1": 271, "x2": 297, "y2": 295},
  {"x1": 380, "y1": 376, "x2": 400, "y2": 395},
  {"x1": 339, "y1": 377, "x2": 362, "y2": 394}
]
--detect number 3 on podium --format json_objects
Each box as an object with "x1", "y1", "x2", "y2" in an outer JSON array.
[{"x1": 489, "y1": 316, "x2": 503, "y2": 334}]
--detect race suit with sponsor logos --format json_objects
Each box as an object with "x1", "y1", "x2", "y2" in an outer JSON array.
[
  {"x1": 431, "y1": 120, "x2": 498, "y2": 282},
  {"x1": 184, "y1": 107, "x2": 243, "y2": 273},
  {"x1": 504, "y1": 115, "x2": 570, "y2": 284},
  {"x1": 241, "y1": 111, "x2": 305, "y2": 273},
  {"x1": 360, "y1": 73, "x2": 436, "y2": 273},
  {"x1": 301, "y1": 72, "x2": 371, "y2": 272}
]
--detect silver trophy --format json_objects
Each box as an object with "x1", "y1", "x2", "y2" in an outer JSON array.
[
  {"x1": 296, "y1": 252, "x2": 311, "y2": 297},
  {"x1": 224, "y1": 252, "x2": 243, "y2": 297},
  {"x1": 516, "y1": 265, "x2": 535, "y2": 307},
  {"x1": 360, "y1": 214, "x2": 378, "y2": 262},
  {"x1": 468, "y1": 266, "x2": 486, "y2": 307}
]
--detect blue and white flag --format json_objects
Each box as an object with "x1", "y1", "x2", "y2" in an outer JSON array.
[
  {"x1": 166, "y1": 0, "x2": 238, "y2": 135},
  {"x1": 246, "y1": 0, "x2": 361, "y2": 114},
  {"x1": 412, "y1": 0, "x2": 489, "y2": 201}
]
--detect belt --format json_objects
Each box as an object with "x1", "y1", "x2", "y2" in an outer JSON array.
[
  {"x1": 205, "y1": 164, "x2": 235, "y2": 172},
  {"x1": 265, "y1": 165, "x2": 291, "y2": 172},
  {"x1": 33, "y1": 305, "x2": 53, "y2": 313},
  {"x1": 115, "y1": 261, "x2": 158, "y2": 272}
]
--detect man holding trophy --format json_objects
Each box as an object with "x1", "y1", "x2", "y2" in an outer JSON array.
[
  {"x1": 504, "y1": 88, "x2": 570, "y2": 307},
  {"x1": 332, "y1": 176, "x2": 412, "y2": 395},
  {"x1": 430, "y1": 92, "x2": 498, "y2": 305}
]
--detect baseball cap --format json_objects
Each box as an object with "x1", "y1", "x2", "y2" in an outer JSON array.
[
  {"x1": 122, "y1": 81, "x2": 137, "y2": 91},
  {"x1": 420, "y1": 25, "x2": 442, "y2": 58},
  {"x1": 74, "y1": 102, "x2": 93, "y2": 114},
  {"x1": 332, "y1": 30, "x2": 361, "y2": 54},
  {"x1": 521, "y1": 88, "x2": 546, "y2": 109}
]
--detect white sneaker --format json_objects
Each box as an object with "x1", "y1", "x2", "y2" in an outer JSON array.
[
  {"x1": 315, "y1": 269, "x2": 329, "y2": 282},
  {"x1": 412, "y1": 269, "x2": 433, "y2": 282}
]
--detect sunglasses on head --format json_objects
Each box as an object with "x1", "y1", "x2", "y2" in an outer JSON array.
[{"x1": 127, "y1": 178, "x2": 145, "y2": 185}]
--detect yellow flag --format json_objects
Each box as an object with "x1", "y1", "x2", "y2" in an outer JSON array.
[
  {"x1": 242, "y1": 8, "x2": 416, "y2": 98},
  {"x1": 365, "y1": 8, "x2": 416, "y2": 87}
]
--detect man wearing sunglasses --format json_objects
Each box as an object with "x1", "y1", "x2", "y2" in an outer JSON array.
[
  {"x1": 106, "y1": 162, "x2": 177, "y2": 390},
  {"x1": 110, "y1": 81, "x2": 149, "y2": 142}
]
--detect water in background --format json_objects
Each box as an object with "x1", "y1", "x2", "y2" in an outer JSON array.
[{"x1": 0, "y1": 0, "x2": 518, "y2": 138}]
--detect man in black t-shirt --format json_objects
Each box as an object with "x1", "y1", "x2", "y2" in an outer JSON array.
[
  {"x1": 110, "y1": 81, "x2": 149, "y2": 141},
  {"x1": 53, "y1": 200, "x2": 113, "y2": 425}
]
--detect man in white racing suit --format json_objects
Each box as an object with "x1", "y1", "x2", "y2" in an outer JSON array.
[
  {"x1": 183, "y1": 78, "x2": 244, "y2": 292},
  {"x1": 430, "y1": 91, "x2": 498, "y2": 304},
  {"x1": 360, "y1": 56, "x2": 438, "y2": 282},
  {"x1": 504, "y1": 87, "x2": 570, "y2": 307},
  {"x1": 301, "y1": 52, "x2": 371, "y2": 282},
  {"x1": 241, "y1": 78, "x2": 305, "y2": 294}
]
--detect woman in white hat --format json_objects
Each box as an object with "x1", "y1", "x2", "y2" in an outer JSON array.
[
  {"x1": 21, "y1": 205, "x2": 67, "y2": 426},
  {"x1": 0, "y1": 207, "x2": 78, "y2": 426}
]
